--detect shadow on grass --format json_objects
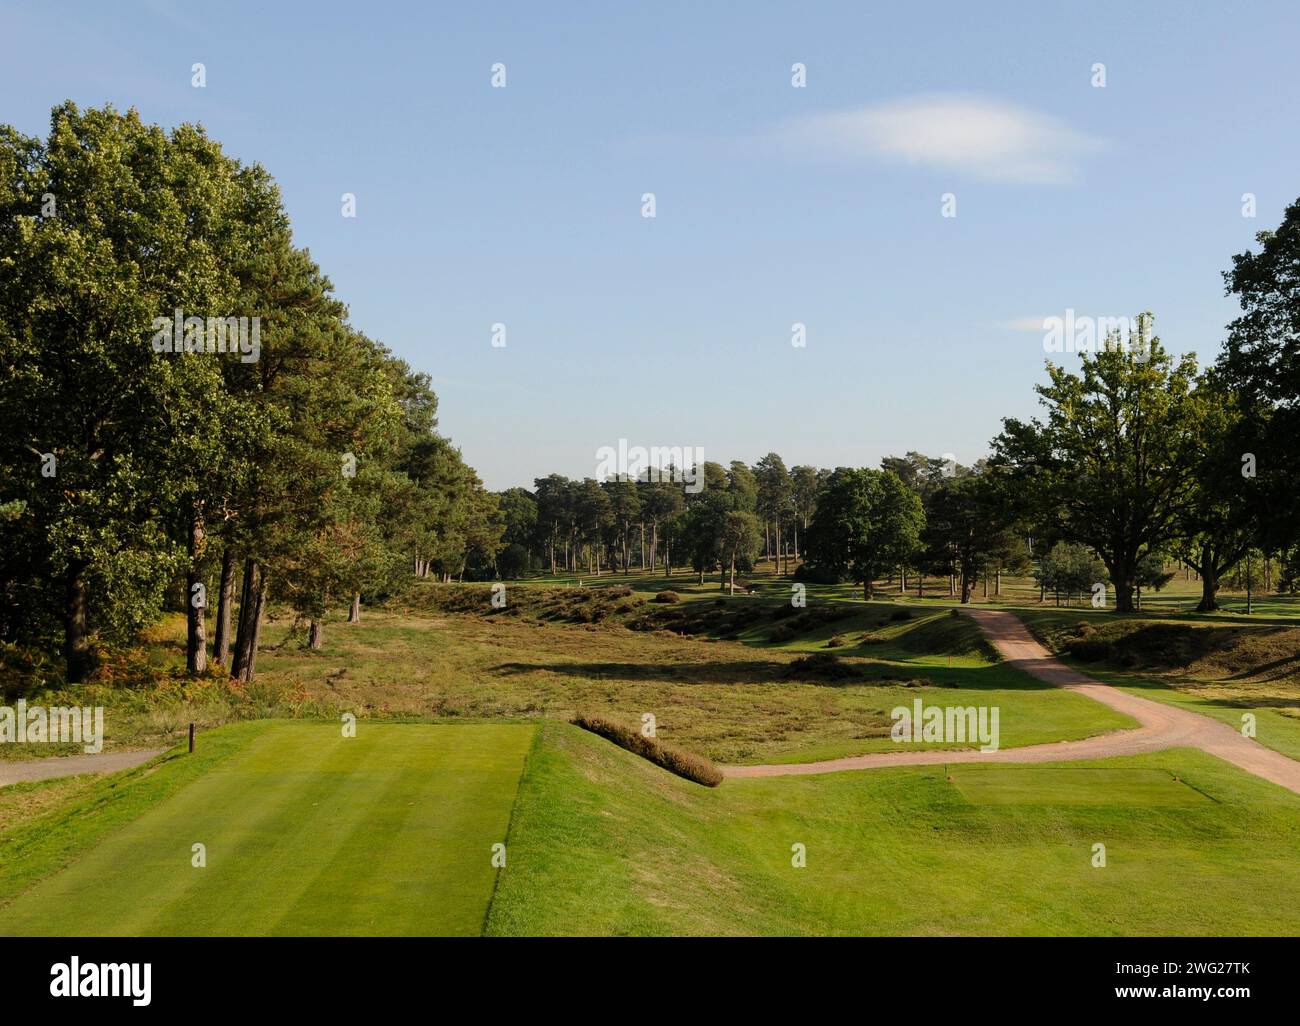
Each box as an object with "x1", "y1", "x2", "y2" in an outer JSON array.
[{"x1": 488, "y1": 657, "x2": 1054, "y2": 691}]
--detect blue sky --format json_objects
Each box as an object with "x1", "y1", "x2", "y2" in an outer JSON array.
[{"x1": 4, "y1": 1, "x2": 1298, "y2": 489}]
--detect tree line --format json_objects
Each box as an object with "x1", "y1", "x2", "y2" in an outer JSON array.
[
  {"x1": 490, "y1": 198, "x2": 1300, "y2": 615},
  {"x1": 1, "y1": 104, "x2": 502, "y2": 684},
  {"x1": 5, "y1": 104, "x2": 1299, "y2": 688}
]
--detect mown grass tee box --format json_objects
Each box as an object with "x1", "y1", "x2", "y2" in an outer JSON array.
[{"x1": 0, "y1": 722, "x2": 534, "y2": 936}]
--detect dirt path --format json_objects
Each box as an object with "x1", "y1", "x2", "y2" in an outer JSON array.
[
  {"x1": 725, "y1": 608, "x2": 1300, "y2": 796},
  {"x1": 0, "y1": 748, "x2": 166, "y2": 787}
]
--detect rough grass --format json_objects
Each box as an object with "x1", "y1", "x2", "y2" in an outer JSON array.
[
  {"x1": 1049, "y1": 619, "x2": 1300, "y2": 680},
  {"x1": 0, "y1": 580, "x2": 1138, "y2": 767},
  {"x1": 571, "y1": 713, "x2": 722, "y2": 786}
]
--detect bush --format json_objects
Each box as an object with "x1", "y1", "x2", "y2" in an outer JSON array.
[
  {"x1": 793, "y1": 563, "x2": 844, "y2": 584},
  {"x1": 782, "y1": 652, "x2": 861, "y2": 681},
  {"x1": 571, "y1": 714, "x2": 723, "y2": 786},
  {"x1": 653, "y1": 590, "x2": 681, "y2": 603},
  {"x1": 768, "y1": 623, "x2": 798, "y2": 643},
  {"x1": 1065, "y1": 638, "x2": 1111, "y2": 662},
  {"x1": 497, "y1": 543, "x2": 530, "y2": 579}
]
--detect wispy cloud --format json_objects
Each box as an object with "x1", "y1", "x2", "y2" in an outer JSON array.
[
  {"x1": 776, "y1": 94, "x2": 1105, "y2": 185},
  {"x1": 997, "y1": 316, "x2": 1054, "y2": 331}
]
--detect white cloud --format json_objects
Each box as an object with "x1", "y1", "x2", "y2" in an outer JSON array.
[
  {"x1": 997, "y1": 316, "x2": 1054, "y2": 331},
  {"x1": 779, "y1": 94, "x2": 1105, "y2": 184}
]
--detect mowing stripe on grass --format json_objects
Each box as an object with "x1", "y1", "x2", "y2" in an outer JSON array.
[
  {"x1": 0, "y1": 723, "x2": 535, "y2": 937},
  {"x1": 947, "y1": 765, "x2": 1213, "y2": 806}
]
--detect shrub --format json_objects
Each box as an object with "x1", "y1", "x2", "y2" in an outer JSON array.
[
  {"x1": 571, "y1": 714, "x2": 723, "y2": 786},
  {"x1": 653, "y1": 590, "x2": 681, "y2": 603},
  {"x1": 793, "y1": 563, "x2": 843, "y2": 584},
  {"x1": 782, "y1": 652, "x2": 861, "y2": 681},
  {"x1": 1065, "y1": 637, "x2": 1112, "y2": 662}
]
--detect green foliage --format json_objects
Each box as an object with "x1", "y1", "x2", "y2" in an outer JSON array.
[
  {"x1": 803, "y1": 468, "x2": 924, "y2": 596},
  {"x1": 994, "y1": 316, "x2": 1201, "y2": 613},
  {"x1": 1035, "y1": 542, "x2": 1108, "y2": 604},
  {"x1": 1217, "y1": 198, "x2": 1300, "y2": 552},
  {"x1": 0, "y1": 104, "x2": 500, "y2": 680}
]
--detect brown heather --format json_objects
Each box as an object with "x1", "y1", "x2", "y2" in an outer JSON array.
[{"x1": 570, "y1": 712, "x2": 724, "y2": 787}]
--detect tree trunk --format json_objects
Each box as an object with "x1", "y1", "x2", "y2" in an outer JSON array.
[
  {"x1": 241, "y1": 575, "x2": 268, "y2": 681},
  {"x1": 729, "y1": 554, "x2": 736, "y2": 595},
  {"x1": 231, "y1": 559, "x2": 260, "y2": 681},
  {"x1": 348, "y1": 591, "x2": 361, "y2": 623},
  {"x1": 63, "y1": 559, "x2": 92, "y2": 683},
  {"x1": 213, "y1": 546, "x2": 236, "y2": 666},
  {"x1": 309, "y1": 619, "x2": 323, "y2": 649},
  {"x1": 186, "y1": 511, "x2": 207, "y2": 674},
  {"x1": 1193, "y1": 543, "x2": 1221, "y2": 612}
]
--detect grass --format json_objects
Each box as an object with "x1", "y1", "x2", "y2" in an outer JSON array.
[
  {"x1": 0, "y1": 721, "x2": 534, "y2": 936},
  {"x1": 4, "y1": 584, "x2": 1136, "y2": 767},
  {"x1": 486, "y1": 722, "x2": 1300, "y2": 936},
  {"x1": 1015, "y1": 607, "x2": 1300, "y2": 761},
  {"x1": 5, "y1": 569, "x2": 1300, "y2": 937},
  {"x1": 3, "y1": 699, "x2": 1299, "y2": 937},
  {"x1": 948, "y1": 765, "x2": 1212, "y2": 806}
]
